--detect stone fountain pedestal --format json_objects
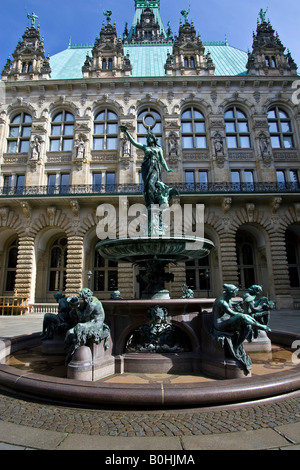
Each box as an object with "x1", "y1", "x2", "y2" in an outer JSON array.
[{"x1": 61, "y1": 299, "x2": 271, "y2": 381}]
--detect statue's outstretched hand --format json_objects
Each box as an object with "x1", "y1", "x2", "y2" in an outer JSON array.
[{"x1": 120, "y1": 125, "x2": 128, "y2": 133}]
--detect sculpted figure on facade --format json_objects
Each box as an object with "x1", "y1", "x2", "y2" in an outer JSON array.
[{"x1": 30, "y1": 135, "x2": 42, "y2": 160}]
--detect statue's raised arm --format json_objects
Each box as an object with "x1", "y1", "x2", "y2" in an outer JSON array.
[{"x1": 120, "y1": 126, "x2": 145, "y2": 151}]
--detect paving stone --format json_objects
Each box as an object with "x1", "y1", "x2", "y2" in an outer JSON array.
[
  {"x1": 57, "y1": 435, "x2": 183, "y2": 450},
  {"x1": 181, "y1": 428, "x2": 291, "y2": 450}
]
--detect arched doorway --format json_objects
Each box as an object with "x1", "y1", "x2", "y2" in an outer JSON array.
[{"x1": 235, "y1": 225, "x2": 270, "y2": 295}]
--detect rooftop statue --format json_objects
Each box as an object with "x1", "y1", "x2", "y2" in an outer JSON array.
[
  {"x1": 212, "y1": 284, "x2": 271, "y2": 374},
  {"x1": 26, "y1": 9, "x2": 38, "y2": 28},
  {"x1": 181, "y1": 9, "x2": 190, "y2": 23},
  {"x1": 258, "y1": 7, "x2": 268, "y2": 23},
  {"x1": 103, "y1": 9, "x2": 113, "y2": 24}
]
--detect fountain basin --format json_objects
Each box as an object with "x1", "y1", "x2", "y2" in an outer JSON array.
[
  {"x1": 1, "y1": 329, "x2": 300, "y2": 408},
  {"x1": 96, "y1": 236, "x2": 214, "y2": 264}
]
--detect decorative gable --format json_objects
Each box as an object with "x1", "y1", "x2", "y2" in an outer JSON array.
[
  {"x1": 165, "y1": 11, "x2": 215, "y2": 76},
  {"x1": 82, "y1": 11, "x2": 132, "y2": 78},
  {"x1": 1, "y1": 12, "x2": 51, "y2": 81},
  {"x1": 247, "y1": 9, "x2": 297, "y2": 76}
]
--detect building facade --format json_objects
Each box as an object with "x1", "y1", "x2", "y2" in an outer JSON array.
[{"x1": 0, "y1": 1, "x2": 300, "y2": 309}]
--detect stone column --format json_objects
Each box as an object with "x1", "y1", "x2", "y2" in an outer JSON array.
[
  {"x1": 117, "y1": 262, "x2": 134, "y2": 299},
  {"x1": 65, "y1": 236, "x2": 84, "y2": 295},
  {"x1": 269, "y1": 233, "x2": 293, "y2": 309},
  {"x1": 14, "y1": 235, "x2": 36, "y2": 303},
  {"x1": 219, "y1": 234, "x2": 239, "y2": 287},
  {"x1": 169, "y1": 262, "x2": 186, "y2": 298}
]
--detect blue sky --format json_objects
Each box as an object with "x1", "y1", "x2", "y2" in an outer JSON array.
[{"x1": 0, "y1": 0, "x2": 299, "y2": 74}]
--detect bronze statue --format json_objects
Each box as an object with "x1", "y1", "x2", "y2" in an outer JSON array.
[
  {"x1": 242, "y1": 284, "x2": 274, "y2": 340},
  {"x1": 212, "y1": 284, "x2": 271, "y2": 374},
  {"x1": 40, "y1": 292, "x2": 78, "y2": 340},
  {"x1": 126, "y1": 305, "x2": 190, "y2": 353},
  {"x1": 64, "y1": 288, "x2": 110, "y2": 363},
  {"x1": 120, "y1": 125, "x2": 176, "y2": 208}
]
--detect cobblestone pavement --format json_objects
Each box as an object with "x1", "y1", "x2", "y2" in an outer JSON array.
[
  {"x1": 0, "y1": 311, "x2": 300, "y2": 449},
  {"x1": 0, "y1": 392, "x2": 300, "y2": 438}
]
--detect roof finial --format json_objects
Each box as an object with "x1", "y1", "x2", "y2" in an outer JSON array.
[
  {"x1": 258, "y1": 7, "x2": 268, "y2": 23},
  {"x1": 103, "y1": 9, "x2": 112, "y2": 24},
  {"x1": 181, "y1": 8, "x2": 190, "y2": 23},
  {"x1": 26, "y1": 8, "x2": 38, "y2": 28}
]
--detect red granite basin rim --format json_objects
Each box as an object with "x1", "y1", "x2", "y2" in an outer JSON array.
[{"x1": 0, "y1": 331, "x2": 300, "y2": 408}]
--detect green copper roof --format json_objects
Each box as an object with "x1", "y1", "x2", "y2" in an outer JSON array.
[{"x1": 49, "y1": 42, "x2": 248, "y2": 80}]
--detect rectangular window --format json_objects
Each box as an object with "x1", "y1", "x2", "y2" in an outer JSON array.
[
  {"x1": 106, "y1": 137, "x2": 118, "y2": 150},
  {"x1": 290, "y1": 170, "x2": 299, "y2": 189},
  {"x1": 50, "y1": 139, "x2": 60, "y2": 152},
  {"x1": 60, "y1": 174, "x2": 70, "y2": 192},
  {"x1": 3, "y1": 175, "x2": 12, "y2": 194},
  {"x1": 106, "y1": 172, "x2": 115, "y2": 191},
  {"x1": 244, "y1": 170, "x2": 254, "y2": 191},
  {"x1": 16, "y1": 175, "x2": 25, "y2": 194},
  {"x1": 199, "y1": 171, "x2": 208, "y2": 189},
  {"x1": 226, "y1": 136, "x2": 238, "y2": 148},
  {"x1": 240, "y1": 136, "x2": 251, "y2": 149},
  {"x1": 231, "y1": 170, "x2": 241, "y2": 190},
  {"x1": 7, "y1": 141, "x2": 17, "y2": 153},
  {"x1": 62, "y1": 138, "x2": 73, "y2": 152},
  {"x1": 271, "y1": 136, "x2": 281, "y2": 148},
  {"x1": 93, "y1": 137, "x2": 104, "y2": 151},
  {"x1": 276, "y1": 170, "x2": 286, "y2": 189},
  {"x1": 195, "y1": 136, "x2": 207, "y2": 149},
  {"x1": 93, "y1": 173, "x2": 102, "y2": 191},
  {"x1": 185, "y1": 171, "x2": 195, "y2": 190},
  {"x1": 47, "y1": 174, "x2": 56, "y2": 194}
]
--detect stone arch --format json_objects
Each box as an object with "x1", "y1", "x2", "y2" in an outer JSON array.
[
  {"x1": 47, "y1": 98, "x2": 80, "y2": 119},
  {"x1": 263, "y1": 98, "x2": 297, "y2": 117},
  {"x1": 92, "y1": 99, "x2": 124, "y2": 118},
  {"x1": 31, "y1": 209, "x2": 83, "y2": 301},
  {"x1": 0, "y1": 227, "x2": 20, "y2": 295},
  {"x1": 135, "y1": 97, "x2": 168, "y2": 118},
  {"x1": 7, "y1": 101, "x2": 37, "y2": 120},
  {"x1": 284, "y1": 222, "x2": 300, "y2": 293},
  {"x1": 219, "y1": 96, "x2": 255, "y2": 116},
  {"x1": 179, "y1": 97, "x2": 212, "y2": 117}
]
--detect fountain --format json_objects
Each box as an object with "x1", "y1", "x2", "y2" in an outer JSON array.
[{"x1": 0, "y1": 125, "x2": 300, "y2": 408}]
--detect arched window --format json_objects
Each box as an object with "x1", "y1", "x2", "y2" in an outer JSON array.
[
  {"x1": 268, "y1": 107, "x2": 294, "y2": 149},
  {"x1": 50, "y1": 111, "x2": 75, "y2": 152},
  {"x1": 5, "y1": 239, "x2": 18, "y2": 292},
  {"x1": 102, "y1": 59, "x2": 107, "y2": 70},
  {"x1": 49, "y1": 237, "x2": 68, "y2": 292},
  {"x1": 7, "y1": 113, "x2": 32, "y2": 153},
  {"x1": 108, "y1": 58, "x2": 113, "y2": 70},
  {"x1": 286, "y1": 231, "x2": 300, "y2": 288},
  {"x1": 137, "y1": 108, "x2": 162, "y2": 146},
  {"x1": 181, "y1": 107, "x2": 206, "y2": 149},
  {"x1": 236, "y1": 233, "x2": 256, "y2": 288},
  {"x1": 93, "y1": 251, "x2": 118, "y2": 292},
  {"x1": 225, "y1": 107, "x2": 251, "y2": 149},
  {"x1": 93, "y1": 109, "x2": 118, "y2": 150}
]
